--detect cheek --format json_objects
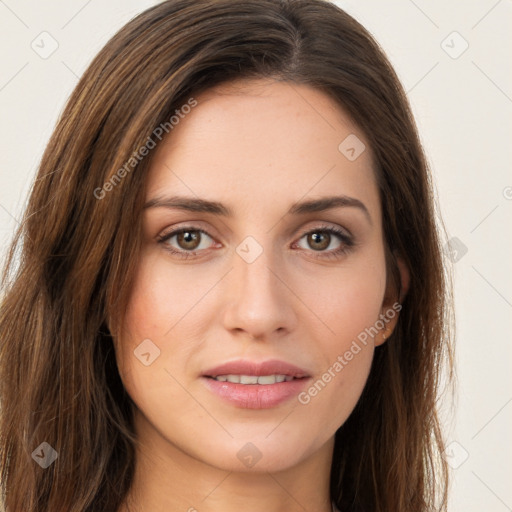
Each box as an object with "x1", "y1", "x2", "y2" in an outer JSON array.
[
  {"x1": 114, "y1": 253, "x2": 170, "y2": 387},
  {"x1": 301, "y1": 249, "x2": 387, "y2": 343},
  {"x1": 114, "y1": 249, "x2": 219, "y2": 400},
  {"x1": 295, "y1": 252, "x2": 386, "y2": 422},
  {"x1": 119, "y1": 249, "x2": 205, "y2": 343}
]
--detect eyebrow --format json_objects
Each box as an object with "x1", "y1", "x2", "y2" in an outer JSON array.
[{"x1": 144, "y1": 194, "x2": 372, "y2": 225}]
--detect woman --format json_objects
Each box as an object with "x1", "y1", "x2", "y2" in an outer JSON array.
[{"x1": 0, "y1": 0, "x2": 454, "y2": 511}]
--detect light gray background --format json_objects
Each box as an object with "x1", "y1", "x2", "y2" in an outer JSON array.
[{"x1": 0, "y1": 1, "x2": 511, "y2": 510}]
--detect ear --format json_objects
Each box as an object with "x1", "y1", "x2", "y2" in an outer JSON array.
[{"x1": 375, "y1": 256, "x2": 410, "y2": 346}]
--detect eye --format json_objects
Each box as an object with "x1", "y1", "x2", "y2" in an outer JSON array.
[
  {"x1": 294, "y1": 225, "x2": 354, "y2": 259},
  {"x1": 157, "y1": 224, "x2": 355, "y2": 260},
  {"x1": 157, "y1": 227, "x2": 217, "y2": 259}
]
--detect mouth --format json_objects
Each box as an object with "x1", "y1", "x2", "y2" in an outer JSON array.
[{"x1": 201, "y1": 359, "x2": 312, "y2": 409}]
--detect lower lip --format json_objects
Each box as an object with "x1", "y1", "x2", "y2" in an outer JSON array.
[{"x1": 201, "y1": 377, "x2": 310, "y2": 409}]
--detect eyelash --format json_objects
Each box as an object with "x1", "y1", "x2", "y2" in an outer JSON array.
[{"x1": 156, "y1": 224, "x2": 355, "y2": 261}]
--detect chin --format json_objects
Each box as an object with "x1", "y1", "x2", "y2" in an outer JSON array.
[{"x1": 188, "y1": 429, "x2": 321, "y2": 474}]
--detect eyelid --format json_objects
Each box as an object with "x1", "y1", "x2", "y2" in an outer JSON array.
[
  {"x1": 157, "y1": 221, "x2": 219, "y2": 241},
  {"x1": 295, "y1": 222, "x2": 353, "y2": 240},
  {"x1": 157, "y1": 226, "x2": 217, "y2": 248}
]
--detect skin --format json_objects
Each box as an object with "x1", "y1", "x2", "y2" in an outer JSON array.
[{"x1": 115, "y1": 78, "x2": 409, "y2": 512}]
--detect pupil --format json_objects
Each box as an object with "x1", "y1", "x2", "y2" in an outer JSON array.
[
  {"x1": 179, "y1": 231, "x2": 199, "y2": 249},
  {"x1": 309, "y1": 232, "x2": 329, "y2": 250}
]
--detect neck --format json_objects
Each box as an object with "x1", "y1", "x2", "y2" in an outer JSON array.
[{"x1": 119, "y1": 411, "x2": 335, "y2": 512}]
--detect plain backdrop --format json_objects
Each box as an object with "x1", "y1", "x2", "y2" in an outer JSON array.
[{"x1": 0, "y1": 1, "x2": 511, "y2": 510}]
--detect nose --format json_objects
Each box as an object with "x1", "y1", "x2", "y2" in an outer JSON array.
[{"x1": 221, "y1": 238, "x2": 298, "y2": 341}]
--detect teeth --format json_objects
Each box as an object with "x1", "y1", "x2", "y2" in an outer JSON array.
[
  {"x1": 213, "y1": 374, "x2": 294, "y2": 385},
  {"x1": 240, "y1": 375, "x2": 259, "y2": 384},
  {"x1": 256, "y1": 375, "x2": 277, "y2": 385}
]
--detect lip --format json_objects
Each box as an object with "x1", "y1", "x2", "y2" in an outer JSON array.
[
  {"x1": 201, "y1": 359, "x2": 312, "y2": 409},
  {"x1": 202, "y1": 359, "x2": 311, "y2": 379}
]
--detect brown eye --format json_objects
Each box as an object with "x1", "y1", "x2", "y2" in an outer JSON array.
[
  {"x1": 294, "y1": 225, "x2": 355, "y2": 260},
  {"x1": 298, "y1": 229, "x2": 343, "y2": 252},
  {"x1": 158, "y1": 227, "x2": 216, "y2": 258},
  {"x1": 307, "y1": 232, "x2": 331, "y2": 251},
  {"x1": 176, "y1": 230, "x2": 201, "y2": 250}
]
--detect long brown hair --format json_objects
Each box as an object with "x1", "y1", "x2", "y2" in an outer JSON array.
[{"x1": 0, "y1": 1, "x2": 454, "y2": 510}]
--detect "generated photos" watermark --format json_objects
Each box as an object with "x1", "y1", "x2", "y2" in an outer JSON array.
[{"x1": 298, "y1": 302, "x2": 402, "y2": 405}]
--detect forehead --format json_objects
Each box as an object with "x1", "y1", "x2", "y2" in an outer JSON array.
[{"x1": 146, "y1": 78, "x2": 380, "y2": 223}]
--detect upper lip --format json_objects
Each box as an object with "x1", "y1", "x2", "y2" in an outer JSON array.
[{"x1": 202, "y1": 359, "x2": 311, "y2": 378}]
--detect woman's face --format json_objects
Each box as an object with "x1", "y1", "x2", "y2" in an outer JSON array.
[{"x1": 115, "y1": 78, "x2": 402, "y2": 472}]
